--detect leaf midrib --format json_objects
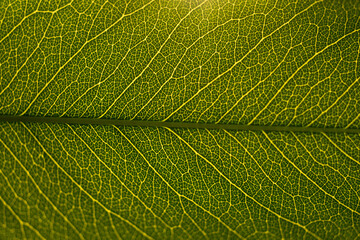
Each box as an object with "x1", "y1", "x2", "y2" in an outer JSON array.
[{"x1": 1, "y1": 115, "x2": 359, "y2": 134}]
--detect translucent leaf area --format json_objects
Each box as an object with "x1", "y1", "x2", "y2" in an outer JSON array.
[{"x1": 0, "y1": 0, "x2": 360, "y2": 239}]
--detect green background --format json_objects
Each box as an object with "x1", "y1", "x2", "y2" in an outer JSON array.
[{"x1": 1, "y1": 0, "x2": 360, "y2": 239}]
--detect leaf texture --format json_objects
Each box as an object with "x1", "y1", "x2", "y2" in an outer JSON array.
[{"x1": 0, "y1": 0, "x2": 360, "y2": 239}]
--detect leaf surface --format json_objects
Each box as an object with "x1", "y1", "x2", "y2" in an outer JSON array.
[{"x1": 0, "y1": 0, "x2": 360, "y2": 239}]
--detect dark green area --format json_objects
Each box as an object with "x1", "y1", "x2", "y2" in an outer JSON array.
[{"x1": 1, "y1": 115, "x2": 360, "y2": 134}]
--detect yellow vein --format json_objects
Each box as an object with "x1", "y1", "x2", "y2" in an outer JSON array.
[
  {"x1": 291, "y1": 132, "x2": 360, "y2": 203},
  {"x1": 222, "y1": 129, "x2": 306, "y2": 200},
  {"x1": 66, "y1": 123, "x2": 175, "y2": 231},
  {"x1": 20, "y1": 122, "x2": 154, "y2": 240},
  {"x1": 162, "y1": 0, "x2": 323, "y2": 122},
  {"x1": 166, "y1": 127, "x2": 321, "y2": 240},
  {"x1": 55, "y1": 26, "x2": 155, "y2": 117},
  {"x1": 0, "y1": 0, "x2": 73, "y2": 44},
  {"x1": 98, "y1": 0, "x2": 209, "y2": 118},
  {"x1": 248, "y1": 28, "x2": 360, "y2": 125},
  {"x1": 131, "y1": 11, "x2": 270, "y2": 120},
  {"x1": 0, "y1": 195, "x2": 46, "y2": 240},
  {"x1": 306, "y1": 76, "x2": 360, "y2": 127},
  {"x1": 0, "y1": 8, "x2": 56, "y2": 97},
  {"x1": 262, "y1": 131, "x2": 360, "y2": 215},
  {"x1": 44, "y1": 122, "x2": 161, "y2": 237},
  {"x1": 108, "y1": 211, "x2": 123, "y2": 240},
  {"x1": 154, "y1": 127, "x2": 209, "y2": 240},
  {"x1": 0, "y1": 136, "x2": 85, "y2": 240},
  {"x1": 113, "y1": 125, "x2": 245, "y2": 240},
  {"x1": 18, "y1": 0, "x2": 156, "y2": 116},
  {"x1": 215, "y1": 42, "x2": 300, "y2": 124},
  {"x1": 321, "y1": 132, "x2": 360, "y2": 165},
  {"x1": 285, "y1": 58, "x2": 342, "y2": 127}
]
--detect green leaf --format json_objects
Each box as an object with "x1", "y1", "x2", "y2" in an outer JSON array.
[{"x1": 1, "y1": 0, "x2": 360, "y2": 239}]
